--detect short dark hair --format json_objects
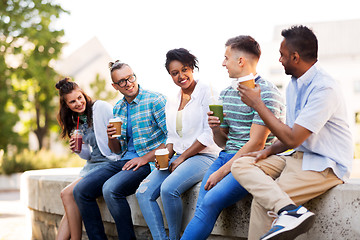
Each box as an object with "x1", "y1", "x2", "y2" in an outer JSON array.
[
  {"x1": 281, "y1": 25, "x2": 318, "y2": 61},
  {"x1": 225, "y1": 35, "x2": 261, "y2": 60},
  {"x1": 165, "y1": 48, "x2": 199, "y2": 73}
]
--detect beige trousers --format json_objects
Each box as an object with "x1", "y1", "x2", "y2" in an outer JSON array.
[{"x1": 231, "y1": 152, "x2": 343, "y2": 240}]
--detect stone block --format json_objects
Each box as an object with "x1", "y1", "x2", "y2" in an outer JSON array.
[{"x1": 22, "y1": 168, "x2": 360, "y2": 240}]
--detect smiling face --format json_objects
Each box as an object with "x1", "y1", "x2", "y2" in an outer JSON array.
[
  {"x1": 168, "y1": 60, "x2": 195, "y2": 91},
  {"x1": 111, "y1": 65, "x2": 139, "y2": 103},
  {"x1": 65, "y1": 90, "x2": 86, "y2": 114}
]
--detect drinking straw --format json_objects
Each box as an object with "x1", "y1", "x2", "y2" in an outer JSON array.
[{"x1": 76, "y1": 116, "x2": 79, "y2": 130}]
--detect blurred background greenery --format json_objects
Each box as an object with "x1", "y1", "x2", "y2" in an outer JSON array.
[
  {"x1": 0, "y1": 0, "x2": 116, "y2": 175},
  {"x1": 1, "y1": 0, "x2": 359, "y2": 175}
]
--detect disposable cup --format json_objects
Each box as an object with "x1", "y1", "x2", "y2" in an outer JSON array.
[
  {"x1": 109, "y1": 117, "x2": 123, "y2": 137},
  {"x1": 155, "y1": 148, "x2": 169, "y2": 170},
  {"x1": 72, "y1": 129, "x2": 82, "y2": 153},
  {"x1": 209, "y1": 97, "x2": 224, "y2": 123},
  {"x1": 232, "y1": 73, "x2": 255, "y2": 90}
]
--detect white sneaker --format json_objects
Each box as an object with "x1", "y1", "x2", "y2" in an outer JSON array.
[{"x1": 260, "y1": 206, "x2": 315, "y2": 240}]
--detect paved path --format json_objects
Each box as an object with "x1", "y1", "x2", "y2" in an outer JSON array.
[{"x1": 0, "y1": 190, "x2": 28, "y2": 240}]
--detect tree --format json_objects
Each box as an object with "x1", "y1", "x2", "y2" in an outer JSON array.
[
  {"x1": 0, "y1": 0, "x2": 68, "y2": 151},
  {"x1": 90, "y1": 73, "x2": 118, "y2": 102}
]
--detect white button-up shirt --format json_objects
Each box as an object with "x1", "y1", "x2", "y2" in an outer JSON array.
[
  {"x1": 165, "y1": 80, "x2": 221, "y2": 156},
  {"x1": 286, "y1": 62, "x2": 353, "y2": 181}
]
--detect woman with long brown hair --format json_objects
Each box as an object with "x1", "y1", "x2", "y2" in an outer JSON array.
[{"x1": 55, "y1": 77, "x2": 120, "y2": 240}]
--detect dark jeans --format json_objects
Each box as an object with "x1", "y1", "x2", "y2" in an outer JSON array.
[{"x1": 73, "y1": 160, "x2": 151, "y2": 240}]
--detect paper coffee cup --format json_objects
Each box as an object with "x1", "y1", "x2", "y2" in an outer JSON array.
[
  {"x1": 109, "y1": 117, "x2": 123, "y2": 137},
  {"x1": 231, "y1": 73, "x2": 255, "y2": 90},
  {"x1": 155, "y1": 148, "x2": 169, "y2": 170}
]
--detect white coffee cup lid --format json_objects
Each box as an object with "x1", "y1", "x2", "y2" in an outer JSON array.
[
  {"x1": 231, "y1": 73, "x2": 254, "y2": 90},
  {"x1": 155, "y1": 148, "x2": 169, "y2": 155},
  {"x1": 109, "y1": 117, "x2": 123, "y2": 123}
]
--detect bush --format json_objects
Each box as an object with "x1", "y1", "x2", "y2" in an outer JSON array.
[{"x1": 0, "y1": 149, "x2": 84, "y2": 175}]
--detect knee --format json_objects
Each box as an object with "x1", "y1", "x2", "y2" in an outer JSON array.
[
  {"x1": 102, "y1": 180, "x2": 113, "y2": 201},
  {"x1": 135, "y1": 179, "x2": 151, "y2": 200},
  {"x1": 60, "y1": 186, "x2": 74, "y2": 203},
  {"x1": 231, "y1": 156, "x2": 255, "y2": 177},
  {"x1": 160, "y1": 181, "x2": 178, "y2": 200}
]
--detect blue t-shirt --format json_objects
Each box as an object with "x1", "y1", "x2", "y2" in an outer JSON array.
[{"x1": 121, "y1": 102, "x2": 139, "y2": 160}]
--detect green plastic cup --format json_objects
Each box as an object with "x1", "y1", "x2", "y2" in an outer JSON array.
[{"x1": 209, "y1": 104, "x2": 224, "y2": 123}]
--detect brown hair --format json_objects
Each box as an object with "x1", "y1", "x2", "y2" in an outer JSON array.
[
  {"x1": 225, "y1": 35, "x2": 261, "y2": 60},
  {"x1": 55, "y1": 77, "x2": 93, "y2": 138}
]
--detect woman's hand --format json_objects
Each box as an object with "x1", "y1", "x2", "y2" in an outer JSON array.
[
  {"x1": 169, "y1": 156, "x2": 185, "y2": 173},
  {"x1": 69, "y1": 136, "x2": 76, "y2": 152}
]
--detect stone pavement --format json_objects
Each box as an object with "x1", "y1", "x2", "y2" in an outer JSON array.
[{"x1": 0, "y1": 190, "x2": 28, "y2": 240}]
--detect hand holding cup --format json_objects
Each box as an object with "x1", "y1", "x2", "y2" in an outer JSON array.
[
  {"x1": 155, "y1": 148, "x2": 170, "y2": 170},
  {"x1": 108, "y1": 117, "x2": 123, "y2": 139}
]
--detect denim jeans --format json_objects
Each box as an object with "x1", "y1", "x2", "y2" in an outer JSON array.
[
  {"x1": 180, "y1": 151, "x2": 249, "y2": 240},
  {"x1": 73, "y1": 160, "x2": 150, "y2": 240},
  {"x1": 136, "y1": 153, "x2": 216, "y2": 240}
]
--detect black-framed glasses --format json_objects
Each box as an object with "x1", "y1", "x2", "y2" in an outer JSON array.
[{"x1": 113, "y1": 74, "x2": 137, "y2": 88}]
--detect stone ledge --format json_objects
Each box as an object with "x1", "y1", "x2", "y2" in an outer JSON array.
[{"x1": 21, "y1": 168, "x2": 360, "y2": 239}]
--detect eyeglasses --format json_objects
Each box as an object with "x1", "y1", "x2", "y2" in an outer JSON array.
[{"x1": 113, "y1": 74, "x2": 137, "y2": 88}]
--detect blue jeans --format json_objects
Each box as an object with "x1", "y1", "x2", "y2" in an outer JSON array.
[
  {"x1": 73, "y1": 160, "x2": 150, "y2": 240},
  {"x1": 181, "y1": 151, "x2": 249, "y2": 240},
  {"x1": 136, "y1": 153, "x2": 216, "y2": 240}
]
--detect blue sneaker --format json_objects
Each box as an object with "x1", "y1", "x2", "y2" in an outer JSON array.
[{"x1": 260, "y1": 206, "x2": 315, "y2": 240}]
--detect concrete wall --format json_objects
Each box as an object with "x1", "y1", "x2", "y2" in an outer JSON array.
[{"x1": 21, "y1": 168, "x2": 360, "y2": 239}]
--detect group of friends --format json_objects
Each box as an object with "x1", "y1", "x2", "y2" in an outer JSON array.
[{"x1": 54, "y1": 25, "x2": 353, "y2": 240}]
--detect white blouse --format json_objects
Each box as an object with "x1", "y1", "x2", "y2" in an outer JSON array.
[{"x1": 165, "y1": 80, "x2": 221, "y2": 156}]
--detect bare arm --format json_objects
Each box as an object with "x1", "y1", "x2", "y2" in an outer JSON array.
[
  {"x1": 238, "y1": 84, "x2": 312, "y2": 149},
  {"x1": 169, "y1": 140, "x2": 206, "y2": 172},
  {"x1": 204, "y1": 124, "x2": 270, "y2": 190}
]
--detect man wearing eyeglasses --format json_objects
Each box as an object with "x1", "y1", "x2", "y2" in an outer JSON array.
[{"x1": 73, "y1": 61, "x2": 167, "y2": 240}]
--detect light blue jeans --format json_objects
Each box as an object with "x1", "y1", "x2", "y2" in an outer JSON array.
[
  {"x1": 180, "y1": 151, "x2": 249, "y2": 240},
  {"x1": 136, "y1": 153, "x2": 216, "y2": 240}
]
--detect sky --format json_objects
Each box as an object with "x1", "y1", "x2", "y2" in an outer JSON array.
[{"x1": 56, "y1": 0, "x2": 360, "y2": 96}]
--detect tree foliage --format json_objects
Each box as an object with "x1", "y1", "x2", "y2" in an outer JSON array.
[
  {"x1": 0, "y1": 0, "x2": 68, "y2": 151},
  {"x1": 90, "y1": 73, "x2": 117, "y2": 102}
]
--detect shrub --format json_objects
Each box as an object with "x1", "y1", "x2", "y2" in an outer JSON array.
[{"x1": 0, "y1": 149, "x2": 84, "y2": 175}]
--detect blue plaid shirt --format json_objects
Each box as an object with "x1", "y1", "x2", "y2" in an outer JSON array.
[{"x1": 113, "y1": 85, "x2": 167, "y2": 157}]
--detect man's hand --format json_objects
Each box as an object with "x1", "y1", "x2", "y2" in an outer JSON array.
[
  {"x1": 207, "y1": 111, "x2": 226, "y2": 130},
  {"x1": 241, "y1": 148, "x2": 270, "y2": 163},
  {"x1": 122, "y1": 157, "x2": 148, "y2": 171},
  {"x1": 238, "y1": 84, "x2": 262, "y2": 109},
  {"x1": 204, "y1": 170, "x2": 227, "y2": 191},
  {"x1": 107, "y1": 123, "x2": 117, "y2": 139}
]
